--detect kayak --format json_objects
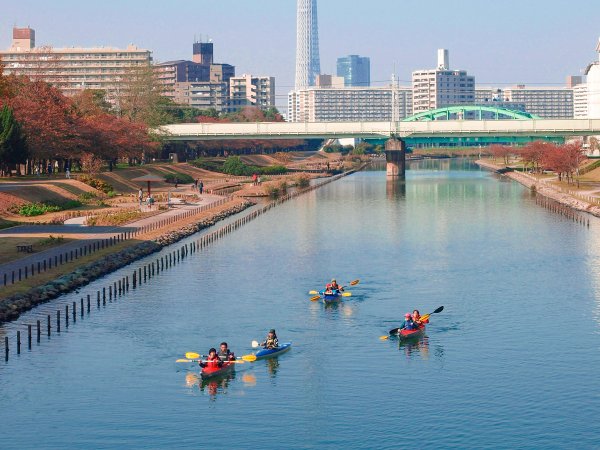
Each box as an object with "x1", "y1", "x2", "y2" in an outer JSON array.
[
  {"x1": 255, "y1": 342, "x2": 292, "y2": 360},
  {"x1": 391, "y1": 325, "x2": 425, "y2": 340},
  {"x1": 320, "y1": 289, "x2": 342, "y2": 303},
  {"x1": 200, "y1": 361, "x2": 235, "y2": 380}
]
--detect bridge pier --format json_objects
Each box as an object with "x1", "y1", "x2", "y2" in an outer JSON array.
[{"x1": 385, "y1": 137, "x2": 406, "y2": 179}]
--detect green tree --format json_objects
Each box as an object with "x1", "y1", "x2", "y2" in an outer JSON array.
[{"x1": 0, "y1": 105, "x2": 28, "y2": 175}]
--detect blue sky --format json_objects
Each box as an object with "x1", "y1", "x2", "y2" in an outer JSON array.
[{"x1": 2, "y1": 0, "x2": 599, "y2": 109}]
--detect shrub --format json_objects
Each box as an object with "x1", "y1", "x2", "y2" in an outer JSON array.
[
  {"x1": 164, "y1": 173, "x2": 194, "y2": 184},
  {"x1": 295, "y1": 174, "x2": 310, "y2": 188},
  {"x1": 78, "y1": 174, "x2": 114, "y2": 193},
  {"x1": 260, "y1": 165, "x2": 287, "y2": 175},
  {"x1": 16, "y1": 203, "x2": 61, "y2": 216},
  {"x1": 190, "y1": 158, "x2": 225, "y2": 172}
]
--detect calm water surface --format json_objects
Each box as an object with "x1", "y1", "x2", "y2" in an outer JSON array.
[{"x1": 1, "y1": 159, "x2": 600, "y2": 449}]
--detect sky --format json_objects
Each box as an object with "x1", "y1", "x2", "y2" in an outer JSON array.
[{"x1": 2, "y1": 0, "x2": 600, "y2": 110}]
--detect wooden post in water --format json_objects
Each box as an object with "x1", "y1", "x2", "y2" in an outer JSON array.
[
  {"x1": 47, "y1": 315, "x2": 51, "y2": 336},
  {"x1": 4, "y1": 336, "x2": 8, "y2": 361},
  {"x1": 57, "y1": 310, "x2": 61, "y2": 333},
  {"x1": 37, "y1": 320, "x2": 41, "y2": 343},
  {"x1": 17, "y1": 331, "x2": 21, "y2": 354},
  {"x1": 28, "y1": 325, "x2": 32, "y2": 349}
]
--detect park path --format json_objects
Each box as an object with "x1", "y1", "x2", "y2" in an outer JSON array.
[{"x1": 0, "y1": 193, "x2": 225, "y2": 287}]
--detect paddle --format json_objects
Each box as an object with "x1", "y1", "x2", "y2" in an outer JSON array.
[
  {"x1": 308, "y1": 279, "x2": 360, "y2": 295},
  {"x1": 379, "y1": 306, "x2": 444, "y2": 340},
  {"x1": 310, "y1": 291, "x2": 352, "y2": 301},
  {"x1": 177, "y1": 355, "x2": 256, "y2": 363}
]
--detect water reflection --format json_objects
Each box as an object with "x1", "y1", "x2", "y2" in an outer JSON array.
[
  {"x1": 386, "y1": 180, "x2": 406, "y2": 200},
  {"x1": 266, "y1": 358, "x2": 280, "y2": 378},
  {"x1": 397, "y1": 335, "x2": 430, "y2": 358},
  {"x1": 199, "y1": 372, "x2": 236, "y2": 400}
]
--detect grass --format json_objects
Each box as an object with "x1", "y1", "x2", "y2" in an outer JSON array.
[
  {"x1": 0, "y1": 197, "x2": 246, "y2": 299},
  {"x1": 86, "y1": 209, "x2": 149, "y2": 226},
  {"x1": 0, "y1": 239, "x2": 136, "y2": 298},
  {"x1": 0, "y1": 236, "x2": 73, "y2": 265}
]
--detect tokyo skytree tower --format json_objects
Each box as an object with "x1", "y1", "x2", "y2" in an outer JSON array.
[{"x1": 294, "y1": 0, "x2": 321, "y2": 89}]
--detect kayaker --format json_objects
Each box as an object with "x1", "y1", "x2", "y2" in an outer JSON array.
[
  {"x1": 199, "y1": 348, "x2": 223, "y2": 369},
  {"x1": 325, "y1": 279, "x2": 344, "y2": 293},
  {"x1": 260, "y1": 329, "x2": 279, "y2": 349},
  {"x1": 412, "y1": 309, "x2": 428, "y2": 324},
  {"x1": 399, "y1": 313, "x2": 419, "y2": 331},
  {"x1": 218, "y1": 342, "x2": 236, "y2": 361}
]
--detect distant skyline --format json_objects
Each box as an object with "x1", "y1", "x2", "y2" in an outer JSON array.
[{"x1": 2, "y1": 0, "x2": 600, "y2": 110}]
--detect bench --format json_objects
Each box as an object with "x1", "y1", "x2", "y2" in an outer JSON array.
[
  {"x1": 168, "y1": 198, "x2": 186, "y2": 207},
  {"x1": 16, "y1": 244, "x2": 33, "y2": 253}
]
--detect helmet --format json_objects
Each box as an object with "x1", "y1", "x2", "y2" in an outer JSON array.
[
  {"x1": 331, "y1": 279, "x2": 336, "y2": 283},
  {"x1": 269, "y1": 329, "x2": 276, "y2": 334},
  {"x1": 404, "y1": 313, "x2": 411, "y2": 318}
]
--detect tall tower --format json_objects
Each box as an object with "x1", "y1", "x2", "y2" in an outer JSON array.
[{"x1": 295, "y1": 0, "x2": 321, "y2": 89}]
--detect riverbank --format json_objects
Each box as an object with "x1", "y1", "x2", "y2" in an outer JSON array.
[
  {"x1": 476, "y1": 159, "x2": 600, "y2": 217},
  {"x1": 0, "y1": 200, "x2": 253, "y2": 324}
]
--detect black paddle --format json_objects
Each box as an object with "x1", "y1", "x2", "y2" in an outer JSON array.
[{"x1": 387, "y1": 306, "x2": 444, "y2": 336}]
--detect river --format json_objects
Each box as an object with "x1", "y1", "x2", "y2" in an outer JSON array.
[{"x1": 1, "y1": 158, "x2": 599, "y2": 449}]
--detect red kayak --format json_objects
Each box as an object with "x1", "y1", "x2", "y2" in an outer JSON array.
[
  {"x1": 390, "y1": 325, "x2": 425, "y2": 339},
  {"x1": 200, "y1": 361, "x2": 235, "y2": 380}
]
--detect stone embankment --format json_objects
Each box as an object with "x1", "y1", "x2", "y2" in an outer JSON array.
[
  {"x1": 476, "y1": 159, "x2": 600, "y2": 217},
  {"x1": 0, "y1": 201, "x2": 253, "y2": 324}
]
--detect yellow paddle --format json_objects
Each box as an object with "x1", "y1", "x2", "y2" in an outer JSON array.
[
  {"x1": 176, "y1": 358, "x2": 246, "y2": 363},
  {"x1": 308, "y1": 279, "x2": 360, "y2": 295},
  {"x1": 179, "y1": 351, "x2": 257, "y2": 362}
]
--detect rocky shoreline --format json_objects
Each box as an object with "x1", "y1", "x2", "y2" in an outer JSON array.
[
  {"x1": 476, "y1": 159, "x2": 600, "y2": 217},
  {"x1": 0, "y1": 201, "x2": 253, "y2": 324}
]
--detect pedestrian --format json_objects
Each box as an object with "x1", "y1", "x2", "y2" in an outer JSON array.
[
  {"x1": 174, "y1": 177, "x2": 178, "y2": 189},
  {"x1": 199, "y1": 180, "x2": 204, "y2": 194},
  {"x1": 34, "y1": 165, "x2": 40, "y2": 177},
  {"x1": 194, "y1": 178, "x2": 199, "y2": 189},
  {"x1": 258, "y1": 175, "x2": 262, "y2": 185},
  {"x1": 252, "y1": 173, "x2": 257, "y2": 186},
  {"x1": 47, "y1": 163, "x2": 52, "y2": 176},
  {"x1": 65, "y1": 168, "x2": 70, "y2": 179},
  {"x1": 138, "y1": 188, "x2": 143, "y2": 206}
]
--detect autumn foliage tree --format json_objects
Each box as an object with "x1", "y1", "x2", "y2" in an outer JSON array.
[{"x1": 489, "y1": 144, "x2": 513, "y2": 165}]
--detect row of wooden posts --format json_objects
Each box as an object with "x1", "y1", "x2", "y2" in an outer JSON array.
[
  {"x1": 535, "y1": 195, "x2": 590, "y2": 228},
  {"x1": 2, "y1": 196, "x2": 234, "y2": 288},
  {"x1": 2, "y1": 170, "x2": 353, "y2": 361}
]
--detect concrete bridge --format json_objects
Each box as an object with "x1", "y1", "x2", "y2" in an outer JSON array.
[{"x1": 159, "y1": 118, "x2": 600, "y2": 179}]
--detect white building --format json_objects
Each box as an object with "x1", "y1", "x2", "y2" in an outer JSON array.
[
  {"x1": 1, "y1": 27, "x2": 151, "y2": 96},
  {"x1": 502, "y1": 86, "x2": 573, "y2": 119},
  {"x1": 229, "y1": 75, "x2": 275, "y2": 111},
  {"x1": 586, "y1": 38, "x2": 600, "y2": 119},
  {"x1": 573, "y1": 83, "x2": 588, "y2": 118},
  {"x1": 412, "y1": 49, "x2": 475, "y2": 114},
  {"x1": 287, "y1": 85, "x2": 412, "y2": 122}
]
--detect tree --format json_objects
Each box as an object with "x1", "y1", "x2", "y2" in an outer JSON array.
[
  {"x1": 0, "y1": 105, "x2": 28, "y2": 175},
  {"x1": 489, "y1": 144, "x2": 512, "y2": 165}
]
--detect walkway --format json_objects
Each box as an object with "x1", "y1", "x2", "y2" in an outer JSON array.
[{"x1": 0, "y1": 193, "x2": 226, "y2": 288}]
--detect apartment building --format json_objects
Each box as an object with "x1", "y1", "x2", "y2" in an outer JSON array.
[
  {"x1": 412, "y1": 49, "x2": 475, "y2": 114},
  {"x1": 229, "y1": 75, "x2": 275, "y2": 110},
  {"x1": 0, "y1": 27, "x2": 151, "y2": 96},
  {"x1": 287, "y1": 86, "x2": 412, "y2": 122},
  {"x1": 503, "y1": 86, "x2": 573, "y2": 119}
]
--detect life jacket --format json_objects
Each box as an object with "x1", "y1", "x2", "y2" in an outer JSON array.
[
  {"x1": 205, "y1": 355, "x2": 222, "y2": 368},
  {"x1": 218, "y1": 350, "x2": 234, "y2": 361}
]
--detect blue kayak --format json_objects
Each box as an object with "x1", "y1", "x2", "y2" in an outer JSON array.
[
  {"x1": 320, "y1": 290, "x2": 342, "y2": 303},
  {"x1": 255, "y1": 342, "x2": 292, "y2": 360}
]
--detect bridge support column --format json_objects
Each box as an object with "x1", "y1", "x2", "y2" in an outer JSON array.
[{"x1": 385, "y1": 137, "x2": 406, "y2": 179}]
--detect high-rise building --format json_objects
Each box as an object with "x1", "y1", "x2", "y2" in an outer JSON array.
[
  {"x1": 573, "y1": 83, "x2": 588, "y2": 118},
  {"x1": 287, "y1": 85, "x2": 412, "y2": 122},
  {"x1": 0, "y1": 27, "x2": 151, "y2": 96},
  {"x1": 154, "y1": 41, "x2": 235, "y2": 111},
  {"x1": 315, "y1": 74, "x2": 345, "y2": 88},
  {"x1": 229, "y1": 75, "x2": 275, "y2": 110},
  {"x1": 336, "y1": 55, "x2": 370, "y2": 87},
  {"x1": 412, "y1": 49, "x2": 475, "y2": 114},
  {"x1": 295, "y1": 0, "x2": 320, "y2": 89},
  {"x1": 586, "y1": 38, "x2": 600, "y2": 119}
]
